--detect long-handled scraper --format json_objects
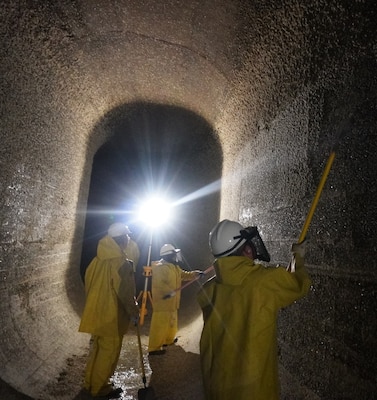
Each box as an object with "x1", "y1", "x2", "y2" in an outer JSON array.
[{"x1": 287, "y1": 151, "x2": 336, "y2": 272}]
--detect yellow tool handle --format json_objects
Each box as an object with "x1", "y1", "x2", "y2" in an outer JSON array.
[{"x1": 298, "y1": 151, "x2": 336, "y2": 243}]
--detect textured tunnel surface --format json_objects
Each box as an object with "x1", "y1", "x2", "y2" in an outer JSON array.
[{"x1": 1, "y1": 1, "x2": 377, "y2": 399}]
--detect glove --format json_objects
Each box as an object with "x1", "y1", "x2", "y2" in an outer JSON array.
[{"x1": 291, "y1": 240, "x2": 306, "y2": 258}]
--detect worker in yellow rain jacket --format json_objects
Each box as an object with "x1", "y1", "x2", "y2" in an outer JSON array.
[
  {"x1": 79, "y1": 223, "x2": 140, "y2": 399},
  {"x1": 197, "y1": 220, "x2": 311, "y2": 400},
  {"x1": 148, "y1": 244, "x2": 203, "y2": 355}
]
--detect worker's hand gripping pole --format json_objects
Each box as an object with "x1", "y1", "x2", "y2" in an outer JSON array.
[{"x1": 287, "y1": 151, "x2": 336, "y2": 272}]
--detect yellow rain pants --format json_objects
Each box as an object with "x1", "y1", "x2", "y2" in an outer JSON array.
[
  {"x1": 79, "y1": 235, "x2": 139, "y2": 396},
  {"x1": 148, "y1": 310, "x2": 178, "y2": 351},
  {"x1": 84, "y1": 335, "x2": 123, "y2": 396},
  {"x1": 197, "y1": 254, "x2": 311, "y2": 400},
  {"x1": 148, "y1": 260, "x2": 197, "y2": 352}
]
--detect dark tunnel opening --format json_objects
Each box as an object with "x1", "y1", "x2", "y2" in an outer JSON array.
[{"x1": 80, "y1": 103, "x2": 223, "y2": 321}]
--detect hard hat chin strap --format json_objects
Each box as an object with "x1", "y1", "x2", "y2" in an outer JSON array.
[
  {"x1": 214, "y1": 227, "x2": 258, "y2": 257},
  {"x1": 213, "y1": 237, "x2": 245, "y2": 258},
  {"x1": 213, "y1": 226, "x2": 270, "y2": 262}
]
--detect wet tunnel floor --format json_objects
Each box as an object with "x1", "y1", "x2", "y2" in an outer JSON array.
[
  {"x1": 0, "y1": 314, "x2": 205, "y2": 400},
  {"x1": 70, "y1": 332, "x2": 205, "y2": 400},
  {"x1": 0, "y1": 313, "x2": 320, "y2": 400},
  {"x1": 70, "y1": 314, "x2": 205, "y2": 400}
]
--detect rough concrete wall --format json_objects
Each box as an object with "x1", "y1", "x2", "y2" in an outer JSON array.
[
  {"x1": 0, "y1": 0, "x2": 376, "y2": 399},
  {"x1": 0, "y1": 3, "x2": 92, "y2": 396},
  {"x1": 218, "y1": 1, "x2": 377, "y2": 399},
  {"x1": 0, "y1": 1, "x2": 236, "y2": 398}
]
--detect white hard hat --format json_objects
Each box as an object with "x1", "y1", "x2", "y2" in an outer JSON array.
[
  {"x1": 108, "y1": 223, "x2": 131, "y2": 238},
  {"x1": 160, "y1": 243, "x2": 180, "y2": 257},
  {"x1": 209, "y1": 219, "x2": 245, "y2": 258}
]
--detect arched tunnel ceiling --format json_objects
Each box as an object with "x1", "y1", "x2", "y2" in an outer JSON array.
[
  {"x1": 1, "y1": 1, "x2": 377, "y2": 399},
  {"x1": 1, "y1": 0, "x2": 322, "y2": 148},
  {"x1": 2, "y1": 0, "x2": 243, "y2": 135}
]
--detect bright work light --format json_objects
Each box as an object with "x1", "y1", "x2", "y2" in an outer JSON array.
[
  {"x1": 136, "y1": 194, "x2": 173, "y2": 325},
  {"x1": 136, "y1": 196, "x2": 172, "y2": 228}
]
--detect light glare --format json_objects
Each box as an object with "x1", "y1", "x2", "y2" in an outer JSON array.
[{"x1": 137, "y1": 196, "x2": 172, "y2": 227}]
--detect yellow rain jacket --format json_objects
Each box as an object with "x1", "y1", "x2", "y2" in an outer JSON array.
[
  {"x1": 152, "y1": 260, "x2": 197, "y2": 311},
  {"x1": 79, "y1": 235, "x2": 139, "y2": 337},
  {"x1": 148, "y1": 260, "x2": 198, "y2": 351},
  {"x1": 197, "y1": 255, "x2": 311, "y2": 400}
]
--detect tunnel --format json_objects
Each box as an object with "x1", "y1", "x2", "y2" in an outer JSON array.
[{"x1": 1, "y1": 1, "x2": 376, "y2": 399}]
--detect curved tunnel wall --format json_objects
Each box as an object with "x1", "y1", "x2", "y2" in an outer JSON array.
[{"x1": 0, "y1": 1, "x2": 376, "y2": 399}]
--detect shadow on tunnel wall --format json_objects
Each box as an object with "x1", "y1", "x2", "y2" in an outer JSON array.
[{"x1": 68, "y1": 102, "x2": 222, "y2": 319}]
